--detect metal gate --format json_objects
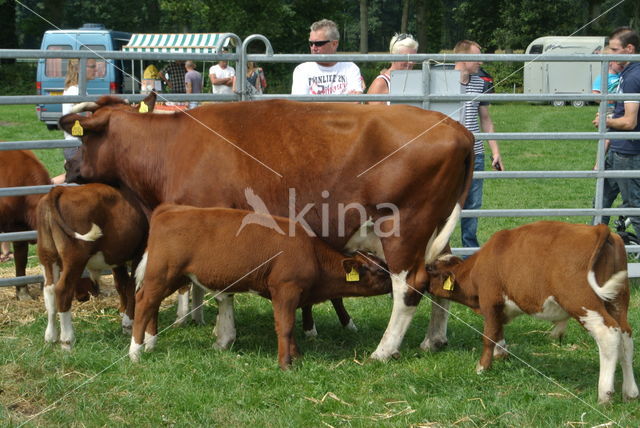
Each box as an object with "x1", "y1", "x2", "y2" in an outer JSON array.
[{"x1": 1, "y1": 33, "x2": 640, "y2": 288}]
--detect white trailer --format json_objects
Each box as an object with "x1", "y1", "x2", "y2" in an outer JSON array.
[{"x1": 523, "y1": 36, "x2": 606, "y2": 107}]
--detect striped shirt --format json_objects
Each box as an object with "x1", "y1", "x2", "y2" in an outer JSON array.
[{"x1": 460, "y1": 75, "x2": 487, "y2": 155}]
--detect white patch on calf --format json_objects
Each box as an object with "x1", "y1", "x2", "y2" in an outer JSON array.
[
  {"x1": 580, "y1": 308, "x2": 621, "y2": 404},
  {"x1": 371, "y1": 270, "x2": 414, "y2": 361},
  {"x1": 129, "y1": 336, "x2": 143, "y2": 362},
  {"x1": 58, "y1": 311, "x2": 75, "y2": 350},
  {"x1": 43, "y1": 284, "x2": 58, "y2": 343},
  {"x1": 620, "y1": 331, "x2": 640, "y2": 400},
  {"x1": 345, "y1": 319, "x2": 358, "y2": 332},
  {"x1": 587, "y1": 270, "x2": 627, "y2": 302},
  {"x1": 144, "y1": 332, "x2": 157, "y2": 351},
  {"x1": 135, "y1": 252, "x2": 148, "y2": 292},
  {"x1": 86, "y1": 251, "x2": 113, "y2": 272},
  {"x1": 533, "y1": 296, "x2": 570, "y2": 322},
  {"x1": 74, "y1": 222, "x2": 103, "y2": 242}
]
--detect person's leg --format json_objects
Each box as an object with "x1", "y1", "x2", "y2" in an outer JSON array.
[
  {"x1": 461, "y1": 153, "x2": 484, "y2": 249},
  {"x1": 612, "y1": 152, "x2": 640, "y2": 235}
]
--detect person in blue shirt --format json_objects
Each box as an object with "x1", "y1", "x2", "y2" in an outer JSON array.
[
  {"x1": 593, "y1": 27, "x2": 640, "y2": 234},
  {"x1": 592, "y1": 46, "x2": 624, "y2": 225}
]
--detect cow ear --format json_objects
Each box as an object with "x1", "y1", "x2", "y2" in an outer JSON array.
[
  {"x1": 59, "y1": 112, "x2": 111, "y2": 136},
  {"x1": 342, "y1": 258, "x2": 358, "y2": 274}
]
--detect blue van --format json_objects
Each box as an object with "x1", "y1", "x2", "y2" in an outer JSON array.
[{"x1": 36, "y1": 23, "x2": 131, "y2": 129}]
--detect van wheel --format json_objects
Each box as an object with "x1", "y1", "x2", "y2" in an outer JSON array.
[
  {"x1": 572, "y1": 100, "x2": 585, "y2": 108},
  {"x1": 46, "y1": 124, "x2": 59, "y2": 131},
  {"x1": 552, "y1": 100, "x2": 565, "y2": 107}
]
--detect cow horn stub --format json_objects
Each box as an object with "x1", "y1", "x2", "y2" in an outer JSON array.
[{"x1": 70, "y1": 101, "x2": 99, "y2": 114}]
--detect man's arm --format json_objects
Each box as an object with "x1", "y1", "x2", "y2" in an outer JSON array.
[
  {"x1": 607, "y1": 102, "x2": 639, "y2": 130},
  {"x1": 479, "y1": 104, "x2": 504, "y2": 170}
]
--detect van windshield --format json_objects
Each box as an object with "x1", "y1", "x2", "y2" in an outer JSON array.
[
  {"x1": 80, "y1": 45, "x2": 107, "y2": 78},
  {"x1": 45, "y1": 45, "x2": 72, "y2": 77}
]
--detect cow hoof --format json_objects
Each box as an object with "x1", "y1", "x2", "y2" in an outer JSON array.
[
  {"x1": 345, "y1": 319, "x2": 358, "y2": 332},
  {"x1": 122, "y1": 325, "x2": 132, "y2": 335},
  {"x1": 213, "y1": 340, "x2": 233, "y2": 351},
  {"x1": 598, "y1": 391, "x2": 614, "y2": 405},
  {"x1": 304, "y1": 326, "x2": 318, "y2": 338},
  {"x1": 370, "y1": 349, "x2": 392, "y2": 362},
  {"x1": 391, "y1": 351, "x2": 401, "y2": 360},
  {"x1": 60, "y1": 341, "x2": 73, "y2": 351},
  {"x1": 420, "y1": 338, "x2": 448, "y2": 353},
  {"x1": 475, "y1": 363, "x2": 488, "y2": 374},
  {"x1": 44, "y1": 328, "x2": 58, "y2": 343},
  {"x1": 15, "y1": 287, "x2": 33, "y2": 301}
]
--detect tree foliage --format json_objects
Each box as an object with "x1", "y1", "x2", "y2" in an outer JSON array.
[{"x1": 7, "y1": 0, "x2": 639, "y2": 52}]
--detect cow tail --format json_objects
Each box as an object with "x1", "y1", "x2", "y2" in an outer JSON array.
[
  {"x1": 135, "y1": 251, "x2": 148, "y2": 292},
  {"x1": 425, "y1": 149, "x2": 475, "y2": 263},
  {"x1": 49, "y1": 187, "x2": 103, "y2": 242},
  {"x1": 586, "y1": 225, "x2": 627, "y2": 302}
]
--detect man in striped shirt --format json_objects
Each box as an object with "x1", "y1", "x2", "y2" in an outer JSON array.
[{"x1": 454, "y1": 40, "x2": 504, "y2": 249}]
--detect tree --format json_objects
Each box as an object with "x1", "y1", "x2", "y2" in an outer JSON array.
[
  {"x1": 360, "y1": 0, "x2": 368, "y2": 53},
  {"x1": 0, "y1": 0, "x2": 17, "y2": 63},
  {"x1": 401, "y1": 0, "x2": 410, "y2": 34}
]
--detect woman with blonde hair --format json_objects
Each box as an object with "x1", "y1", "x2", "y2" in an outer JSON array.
[
  {"x1": 367, "y1": 33, "x2": 419, "y2": 104},
  {"x1": 52, "y1": 58, "x2": 95, "y2": 184}
]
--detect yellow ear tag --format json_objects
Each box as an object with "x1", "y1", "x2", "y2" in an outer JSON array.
[
  {"x1": 138, "y1": 101, "x2": 149, "y2": 113},
  {"x1": 71, "y1": 120, "x2": 84, "y2": 136},
  {"x1": 443, "y1": 276, "x2": 454, "y2": 291},
  {"x1": 346, "y1": 267, "x2": 360, "y2": 282}
]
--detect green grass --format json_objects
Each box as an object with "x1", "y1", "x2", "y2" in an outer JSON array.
[{"x1": 1, "y1": 102, "x2": 639, "y2": 427}]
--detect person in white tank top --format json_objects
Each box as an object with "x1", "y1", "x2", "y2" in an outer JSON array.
[{"x1": 366, "y1": 33, "x2": 419, "y2": 105}]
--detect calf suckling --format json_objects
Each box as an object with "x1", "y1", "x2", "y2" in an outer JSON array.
[
  {"x1": 131, "y1": 205, "x2": 392, "y2": 369},
  {"x1": 38, "y1": 183, "x2": 147, "y2": 349},
  {"x1": 425, "y1": 221, "x2": 638, "y2": 404}
]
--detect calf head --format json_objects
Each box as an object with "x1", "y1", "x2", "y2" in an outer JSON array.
[
  {"x1": 425, "y1": 255, "x2": 465, "y2": 300},
  {"x1": 339, "y1": 252, "x2": 392, "y2": 297},
  {"x1": 60, "y1": 92, "x2": 157, "y2": 185},
  {"x1": 426, "y1": 254, "x2": 478, "y2": 309}
]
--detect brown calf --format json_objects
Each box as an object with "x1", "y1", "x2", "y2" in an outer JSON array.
[
  {"x1": 426, "y1": 221, "x2": 638, "y2": 404},
  {"x1": 130, "y1": 205, "x2": 392, "y2": 369},
  {"x1": 0, "y1": 149, "x2": 50, "y2": 299},
  {"x1": 37, "y1": 183, "x2": 147, "y2": 349}
]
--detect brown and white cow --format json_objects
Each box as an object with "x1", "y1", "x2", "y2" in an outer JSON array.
[
  {"x1": 61, "y1": 93, "x2": 475, "y2": 360},
  {"x1": 130, "y1": 205, "x2": 392, "y2": 369},
  {"x1": 37, "y1": 183, "x2": 148, "y2": 348},
  {"x1": 425, "y1": 221, "x2": 639, "y2": 404},
  {"x1": 0, "y1": 149, "x2": 51, "y2": 300}
]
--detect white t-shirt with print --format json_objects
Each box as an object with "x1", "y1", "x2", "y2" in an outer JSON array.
[
  {"x1": 209, "y1": 64, "x2": 235, "y2": 95},
  {"x1": 291, "y1": 62, "x2": 362, "y2": 95}
]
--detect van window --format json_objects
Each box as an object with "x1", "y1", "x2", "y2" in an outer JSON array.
[
  {"x1": 528, "y1": 44, "x2": 543, "y2": 54},
  {"x1": 80, "y1": 45, "x2": 107, "y2": 78},
  {"x1": 45, "y1": 45, "x2": 72, "y2": 77}
]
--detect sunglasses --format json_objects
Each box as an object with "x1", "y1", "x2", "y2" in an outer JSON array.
[
  {"x1": 308, "y1": 40, "x2": 331, "y2": 47},
  {"x1": 391, "y1": 33, "x2": 415, "y2": 50}
]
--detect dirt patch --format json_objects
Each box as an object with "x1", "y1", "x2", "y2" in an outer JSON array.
[{"x1": 0, "y1": 121, "x2": 18, "y2": 127}]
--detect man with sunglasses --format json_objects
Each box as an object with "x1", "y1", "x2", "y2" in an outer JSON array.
[{"x1": 291, "y1": 19, "x2": 363, "y2": 95}]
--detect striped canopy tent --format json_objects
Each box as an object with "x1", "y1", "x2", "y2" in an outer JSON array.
[{"x1": 123, "y1": 33, "x2": 230, "y2": 53}]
